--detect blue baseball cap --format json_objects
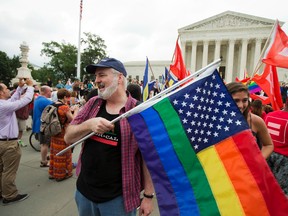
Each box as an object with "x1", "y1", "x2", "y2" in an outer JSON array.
[{"x1": 86, "y1": 57, "x2": 127, "y2": 77}]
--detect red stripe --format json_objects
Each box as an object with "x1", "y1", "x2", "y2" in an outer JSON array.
[
  {"x1": 215, "y1": 136, "x2": 269, "y2": 215},
  {"x1": 234, "y1": 130, "x2": 288, "y2": 215},
  {"x1": 90, "y1": 135, "x2": 117, "y2": 146}
]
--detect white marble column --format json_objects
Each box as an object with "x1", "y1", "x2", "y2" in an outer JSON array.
[
  {"x1": 202, "y1": 40, "x2": 209, "y2": 67},
  {"x1": 214, "y1": 40, "x2": 221, "y2": 61},
  {"x1": 239, "y1": 39, "x2": 248, "y2": 79},
  {"x1": 253, "y1": 38, "x2": 262, "y2": 71},
  {"x1": 226, "y1": 39, "x2": 235, "y2": 83},
  {"x1": 181, "y1": 40, "x2": 186, "y2": 64},
  {"x1": 191, "y1": 41, "x2": 197, "y2": 72}
]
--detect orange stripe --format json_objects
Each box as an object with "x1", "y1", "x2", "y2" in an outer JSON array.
[{"x1": 215, "y1": 137, "x2": 270, "y2": 216}]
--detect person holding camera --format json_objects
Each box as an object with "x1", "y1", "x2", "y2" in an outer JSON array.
[{"x1": 0, "y1": 78, "x2": 34, "y2": 205}]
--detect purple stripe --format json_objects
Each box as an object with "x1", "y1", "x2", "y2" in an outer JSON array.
[
  {"x1": 248, "y1": 83, "x2": 261, "y2": 93},
  {"x1": 249, "y1": 87, "x2": 262, "y2": 93},
  {"x1": 128, "y1": 114, "x2": 180, "y2": 216}
]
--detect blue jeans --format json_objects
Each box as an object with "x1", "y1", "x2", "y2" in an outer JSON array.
[{"x1": 75, "y1": 190, "x2": 136, "y2": 216}]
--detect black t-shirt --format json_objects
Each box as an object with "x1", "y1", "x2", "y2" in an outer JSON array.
[{"x1": 77, "y1": 103, "x2": 122, "y2": 203}]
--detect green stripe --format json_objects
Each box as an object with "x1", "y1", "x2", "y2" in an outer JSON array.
[{"x1": 154, "y1": 98, "x2": 220, "y2": 216}]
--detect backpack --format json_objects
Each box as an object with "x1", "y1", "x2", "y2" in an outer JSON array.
[
  {"x1": 16, "y1": 103, "x2": 30, "y2": 120},
  {"x1": 40, "y1": 103, "x2": 64, "y2": 136}
]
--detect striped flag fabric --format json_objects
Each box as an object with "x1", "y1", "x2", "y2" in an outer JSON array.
[
  {"x1": 148, "y1": 80, "x2": 155, "y2": 94},
  {"x1": 247, "y1": 80, "x2": 262, "y2": 93},
  {"x1": 168, "y1": 71, "x2": 178, "y2": 87},
  {"x1": 235, "y1": 77, "x2": 262, "y2": 94},
  {"x1": 128, "y1": 67, "x2": 288, "y2": 215},
  {"x1": 142, "y1": 58, "x2": 149, "y2": 101}
]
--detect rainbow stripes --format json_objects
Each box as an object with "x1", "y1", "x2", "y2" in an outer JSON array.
[
  {"x1": 128, "y1": 69, "x2": 288, "y2": 215},
  {"x1": 248, "y1": 81, "x2": 262, "y2": 93},
  {"x1": 236, "y1": 77, "x2": 262, "y2": 94}
]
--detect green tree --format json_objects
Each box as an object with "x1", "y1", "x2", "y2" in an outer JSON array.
[
  {"x1": 81, "y1": 32, "x2": 107, "y2": 80},
  {"x1": 81, "y1": 32, "x2": 107, "y2": 68},
  {"x1": 0, "y1": 51, "x2": 20, "y2": 86},
  {"x1": 31, "y1": 65, "x2": 54, "y2": 85},
  {"x1": 41, "y1": 41, "x2": 78, "y2": 83},
  {"x1": 40, "y1": 33, "x2": 107, "y2": 84}
]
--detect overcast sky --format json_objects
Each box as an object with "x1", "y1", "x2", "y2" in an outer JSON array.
[{"x1": 0, "y1": 0, "x2": 287, "y2": 67}]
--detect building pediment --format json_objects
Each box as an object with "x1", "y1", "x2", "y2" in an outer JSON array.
[{"x1": 179, "y1": 11, "x2": 280, "y2": 32}]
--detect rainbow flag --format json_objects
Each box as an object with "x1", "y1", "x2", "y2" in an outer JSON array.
[
  {"x1": 235, "y1": 77, "x2": 262, "y2": 94},
  {"x1": 128, "y1": 68, "x2": 288, "y2": 215},
  {"x1": 248, "y1": 80, "x2": 262, "y2": 94}
]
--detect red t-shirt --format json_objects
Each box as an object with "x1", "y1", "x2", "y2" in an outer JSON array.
[{"x1": 265, "y1": 110, "x2": 288, "y2": 156}]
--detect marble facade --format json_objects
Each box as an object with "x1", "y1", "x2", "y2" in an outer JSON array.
[
  {"x1": 178, "y1": 11, "x2": 287, "y2": 82},
  {"x1": 124, "y1": 11, "x2": 288, "y2": 82}
]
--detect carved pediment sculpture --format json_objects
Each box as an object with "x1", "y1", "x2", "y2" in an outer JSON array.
[
  {"x1": 189, "y1": 14, "x2": 272, "y2": 30},
  {"x1": 179, "y1": 11, "x2": 277, "y2": 32}
]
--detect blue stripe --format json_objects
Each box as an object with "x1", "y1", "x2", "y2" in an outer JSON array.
[
  {"x1": 140, "y1": 107, "x2": 199, "y2": 215},
  {"x1": 128, "y1": 114, "x2": 180, "y2": 216}
]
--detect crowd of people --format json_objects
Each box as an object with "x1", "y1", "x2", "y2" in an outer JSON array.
[{"x1": 0, "y1": 57, "x2": 287, "y2": 215}]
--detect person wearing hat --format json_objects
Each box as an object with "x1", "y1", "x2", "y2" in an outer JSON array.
[{"x1": 65, "y1": 58, "x2": 154, "y2": 215}]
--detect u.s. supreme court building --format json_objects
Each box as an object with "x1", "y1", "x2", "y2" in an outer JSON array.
[{"x1": 124, "y1": 11, "x2": 288, "y2": 83}]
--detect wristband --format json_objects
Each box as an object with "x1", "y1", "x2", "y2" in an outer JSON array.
[{"x1": 143, "y1": 193, "x2": 155, "y2": 199}]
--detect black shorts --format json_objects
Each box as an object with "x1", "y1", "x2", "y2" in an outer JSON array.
[{"x1": 38, "y1": 132, "x2": 51, "y2": 145}]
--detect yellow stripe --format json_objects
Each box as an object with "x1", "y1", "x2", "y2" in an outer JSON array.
[
  {"x1": 168, "y1": 80, "x2": 174, "y2": 87},
  {"x1": 143, "y1": 85, "x2": 149, "y2": 101},
  {"x1": 198, "y1": 146, "x2": 245, "y2": 216}
]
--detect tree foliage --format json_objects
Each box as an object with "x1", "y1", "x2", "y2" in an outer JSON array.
[
  {"x1": 0, "y1": 51, "x2": 20, "y2": 86},
  {"x1": 40, "y1": 33, "x2": 107, "y2": 84},
  {"x1": 41, "y1": 41, "x2": 78, "y2": 82},
  {"x1": 31, "y1": 65, "x2": 54, "y2": 85},
  {"x1": 81, "y1": 32, "x2": 107, "y2": 68},
  {"x1": 0, "y1": 32, "x2": 107, "y2": 86}
]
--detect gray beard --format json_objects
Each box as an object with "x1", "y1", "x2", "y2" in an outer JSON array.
[{"x1": 98, "y1": 77, "x2": 118, "y2": 100}]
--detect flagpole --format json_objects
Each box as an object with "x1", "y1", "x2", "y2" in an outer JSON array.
[
  {"x1": 76, "y1": 0, "x2": 83, "y2": 79},
  {"x1": 56, "y1": 59, "x2": 221, "y2": 156},
  {"x1": 252, "y1": 20, "x2": 277, "y2": 76}
]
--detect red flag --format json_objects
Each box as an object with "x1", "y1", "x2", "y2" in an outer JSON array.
[
  {"x1": 262, "y1": 21, "x2": 288, "y2": 68},
  {"x1": 235, "y1": 77, "x2": 250, "y2": 83},
  {"x1": 169, "y1": 40, "x2": 187, "y2": 81},
  {"x1": 250, "y1": 94, "x2": 271, "y2": 105},
  {"x1": 252, "y1": 64, "x2": 283, "y2": 110}
]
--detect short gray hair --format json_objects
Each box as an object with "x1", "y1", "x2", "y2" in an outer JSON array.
[{"x1": 112, "y1": 69, "x2": 127, "y2": 87}]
